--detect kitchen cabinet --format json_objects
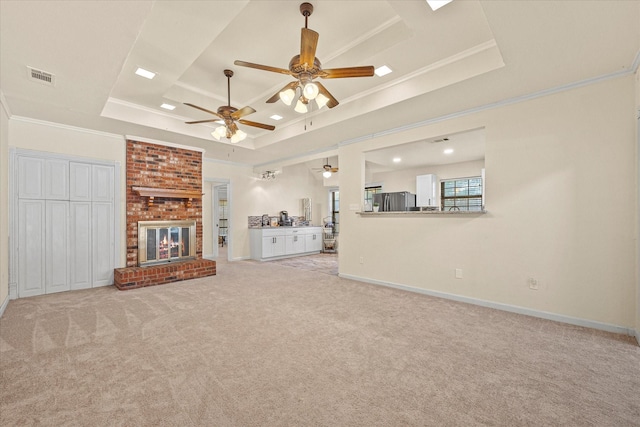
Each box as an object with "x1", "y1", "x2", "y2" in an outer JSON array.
[
  {"x1": 261, "y1": 230, "x2": 286, "y2": 259},
  {"x1": 305, "y1": 229, "x2": 323, "y2": 252},
  {"x1": 416, "y1": 174, "x2": 438, "y2": 208},
  {"x1": 285, "y1": 229, "x2": 306, "y2": 254},
  {"x1": 250, "y1": 227, "x2": 323, "y2": 261}
]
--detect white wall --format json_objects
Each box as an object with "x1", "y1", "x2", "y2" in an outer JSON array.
[
  {"x1": 8, "y1": 119, "x2": 127, "y2": 265},
  {"x1": 0, "y1": 101, "x2": 9, "y2": 307},
  {"x1": 339, "y1": 74, "x2": 637, "y2": 331},
  {"x1": 371, "y1": 159, "x2": 485, "y2": 194},
  {"x1": 202, "y1": 159, "x2": 329, "y2": 260}
]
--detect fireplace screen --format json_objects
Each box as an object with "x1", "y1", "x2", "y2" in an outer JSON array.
[{"x1": 138, "y1": 220, "x2": 196, "y2": 266}]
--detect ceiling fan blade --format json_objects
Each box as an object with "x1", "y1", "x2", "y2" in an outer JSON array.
[
  {"x1": 320, "y1": 66, "x2": 375, "y2": 79},
  {"x1": 315, "y1": 82, "x2": 339, "y2": 109},
  {"x1": 184, "y1": 102, "x2": 223, "y2": 118},
  {"x1": 238, "y1": 119, "x2": 275, "y2": 131},
  {"x1": 234, "y1": 60, "x2": 293, "y2": 76},
  {"x1": 185, "y1": 119, "x2": 222, "y2": 125},
  {"x1": 231, "y1": 106, "x2": 256, "y2": 120},
  {"x1": 266, "y1": 81, "x2": 299, "y2": 103},
  {"x1": 300, "y1": 28, "x2": 319, "y2": 68}
]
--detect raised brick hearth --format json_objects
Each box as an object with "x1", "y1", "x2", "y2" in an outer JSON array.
[
  {"x1": 114, "y1": 259, "x2": 216, "y2": 290},
  {"x1": 114, "y1": 139, "x2": 215, "y2": 290}
]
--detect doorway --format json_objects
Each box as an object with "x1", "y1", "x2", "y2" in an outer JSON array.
[{"x1": 211, "y1": 182, "x2": 230, "y2": 261}]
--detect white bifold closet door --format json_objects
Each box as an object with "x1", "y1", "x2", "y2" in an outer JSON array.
[{"x1": 17, "y1": 155, "x2": 115, "y2": 297}]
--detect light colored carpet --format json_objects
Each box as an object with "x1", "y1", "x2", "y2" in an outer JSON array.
[
  {"x1": 1, "y1": 258, "x2": 639, "y2": 426},
  {"x1": 266, "y1": 252, "x2": 338, "y2": 276}
]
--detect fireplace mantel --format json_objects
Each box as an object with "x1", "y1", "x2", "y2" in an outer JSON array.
[{"x1": 132, "y1": 186, "x2": 203, "y2": 207}]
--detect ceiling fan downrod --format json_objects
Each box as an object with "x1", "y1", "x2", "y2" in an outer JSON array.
[
  {"x1": 300, "y1": 2, "x2": 313, "y2": 29},
  {"x1": 224, "y1": 69, "x2": 233, "y2": 107}
]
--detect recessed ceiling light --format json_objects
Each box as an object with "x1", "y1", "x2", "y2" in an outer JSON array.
[
  {"x1": 270, "y1": 114, "x2": 283, "y2": 121},
  {"x1": 160, "y1": 103, "x2": 175, "y2": 111},
  {"x1": 375, "y1": 65, "x2": 393, "y2": 77},
  {"x1": 393, "y1": 157, "x2": 402, "y2": 163},
  {"x1": 426, "y1": 0, "x2": 453, "y2": 11},
  {"x1": 135, "y1": 67, "x2": 156, "y2": 79},
  {"x1": 444, "y1": 148, "x2": 454, "y2": 155}
]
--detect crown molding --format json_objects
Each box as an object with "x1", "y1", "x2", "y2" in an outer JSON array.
[
  {"x1": 0, "y1": 91, "x2": 12, "y2": 118},
  {"x1": 11, "y1": 115, "x2": 124, "y2": 140},
  {"x1": 340, "y1": 66, "x2": 636, "y2": 147},
  {"x1": 125, "y1": 135, "x2": 206, "y2": 153},
  {"x1": 202, "y1": 156, "x2": 251, "y2": 168}
]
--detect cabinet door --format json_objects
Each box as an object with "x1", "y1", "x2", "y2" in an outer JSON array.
[
  {"x1": 262, "y1": 235, "x2": 285, "y2": 258},
  {"x1": 417, "y1": 174, "x2": 438, "y2": 207},
  {"x1": 92, "y1": 165, "x2": 114, "y2": 203},
  {"x1": 262, "y1": 236, "x2": 275, "y2": 258},
  {"x1": 274, "y1": 236, "x2": 286, "y2": 257},
  {"x1": 92, "y1": 202, "x2": 114, "y2": 287},
  {"x1": 306, "y1": 232, "x2": 323, "y2": 252},
  {"x1": 18, "y1": 199, "x2": 46, "y2": 297},
  {"x1": 45, "y1": 201, "x2": 70, "y2": 294},
  {"x1": 45, "y1": 159, "x2": 69, "y2": 200},
  {"x1": 69, "y1": 202, "x2": 92, "y2": 290},
  {"x1": 286, "y1": 233, "x2": 305, "y2": 254},
  {"x1": 18, "y1": 156, "x2": 45, "y2": 199},
  {"x1": 70, "y1": 162, "x2": 92, "y2": 201}
]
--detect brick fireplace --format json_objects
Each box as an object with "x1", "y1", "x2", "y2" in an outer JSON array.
[{"x1": 113, "y1": 140, "x2": 216, "y2": 290}]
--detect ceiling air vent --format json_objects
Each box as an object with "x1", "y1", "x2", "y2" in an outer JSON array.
[{"x1": 26, "y1": 66, "x2": 56, "y2": 86}]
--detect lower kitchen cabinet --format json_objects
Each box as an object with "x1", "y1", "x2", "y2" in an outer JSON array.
[
  {"x1": 261, "y1": 233, "x2": 286, "y2": 259},
  {"x1": 250, "y1": 227, "x2": 322, "y2": 261}
]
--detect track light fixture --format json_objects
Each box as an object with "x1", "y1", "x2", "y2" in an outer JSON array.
[{"x1": 261, "y1": 171, "x2": 277, "y2": 181}]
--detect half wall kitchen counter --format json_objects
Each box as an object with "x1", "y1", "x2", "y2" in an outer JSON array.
[{"x1": 357, "y1": 210, "x2": 487, "y2": 216}]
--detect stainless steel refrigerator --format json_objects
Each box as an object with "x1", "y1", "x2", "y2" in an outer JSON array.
[{"x1": 373, "y1": 191, "x2": 416, "y2": 212}]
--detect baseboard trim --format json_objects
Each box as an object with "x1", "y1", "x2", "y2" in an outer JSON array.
[
  {"x1": 340, "y1": 274, "x2": 636, "y2": 338},
  {"x1": 0, "y1": 295, "x2": 9, "y2": 318}
]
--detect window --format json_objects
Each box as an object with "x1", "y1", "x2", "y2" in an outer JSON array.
[
  {"x1": 364, "y1": 186, "x2": 382, "y2": 209},
  {"x1": 441, "y1": 177, "x2": 483, "y2": 211}
]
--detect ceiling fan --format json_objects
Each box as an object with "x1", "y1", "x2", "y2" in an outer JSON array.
[
  {"x1": 184, "y1": 69, "x2": 275, "y2": 143},
  {"x1": 313, "y1": 158, "x2": 338, "y2": 178},
  {"x1": 234, "y1": 2, "x2": 375, "y2": 114}
]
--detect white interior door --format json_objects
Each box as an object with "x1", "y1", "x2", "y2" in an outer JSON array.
[
  {"x1": 18, "y1": 199, "x2": 46, "y2": 297},
  {"x1": 92, "y1": 202, "x2": 114, "y2": 286},
  {"x1": 69, "y1": 201, "x2": 92, "y2": 290},
  {"x1": 45, "y1": 200, "x2": 70, "y2": 294}
]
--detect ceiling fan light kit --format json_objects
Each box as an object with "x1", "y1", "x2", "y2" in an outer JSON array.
[
  {"x1": 211, "y1": 126, "x2": 227, "y2": 141},
  {"x1": 234, "y1": 2, "x2": 374, "y2": 114},
  {"x1": 315, "y1": 158, "x2": 339, "y2": 177},
  {"x1": 184, "y1": 69, "x2": 275, "y2": 143}
]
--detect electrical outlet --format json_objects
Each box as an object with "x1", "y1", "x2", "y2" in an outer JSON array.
[
  {"x1": 359, "y1": 256, "x2": 364, "y2": 264},
  {"x1": 528, "y1": 278, "x2": 539, "y2": 290},
  {"x1": 455, "y1": 268, "x2": 463, "y2": 279}
]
